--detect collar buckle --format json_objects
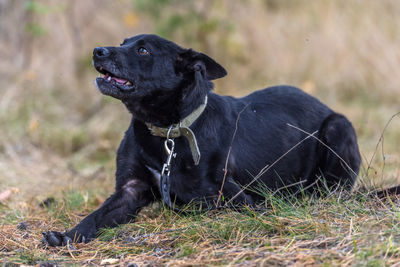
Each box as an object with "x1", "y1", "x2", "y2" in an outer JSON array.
[{"x1": 145, "y1": 96, "x2": 208, "y2": 165}]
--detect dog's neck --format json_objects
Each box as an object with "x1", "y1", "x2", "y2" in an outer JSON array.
[
  {"x1": 122, "y1": 79, "x2": 212, "y2": 127},
  {"x1": 144, "y1": 95, "x2": 207, "y2": 165}
]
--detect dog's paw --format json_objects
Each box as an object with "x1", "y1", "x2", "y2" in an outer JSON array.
[{"x1": 42, "y1": 231, "x2": 73, "y2": 247}]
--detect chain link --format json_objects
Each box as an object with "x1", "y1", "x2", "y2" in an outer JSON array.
[
  {"x1": 161, "y1": 126, "x2": 177, "y2": 177},
  {"x1": 161, "y1": 138, "x2": 176, "y2": 177}
]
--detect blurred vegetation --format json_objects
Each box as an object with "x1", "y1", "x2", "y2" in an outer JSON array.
[
  {"x1": 1, "y1": 0, "x2": 400, "y2": 264},
  {"x1": 134, "y1": 0, "x2": 236, "y2": 49},
  {"x1": 0, "y1": 0, "x2": 399, "y2": 209},
  {"x1": 0, "y1": 0, "x2": 399, "y2": 203}
]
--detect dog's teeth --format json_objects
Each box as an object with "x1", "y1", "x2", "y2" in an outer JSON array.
[
  {"x1": 107, "y1": 76, "x2": 111, "y2": 81},
  {"x1": 126, "y1": 81, "x2": 132, "y2": 86}
]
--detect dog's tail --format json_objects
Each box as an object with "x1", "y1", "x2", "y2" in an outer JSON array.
[{"x1": 373, "y1": 185, "x2": 400, "y2": 198}]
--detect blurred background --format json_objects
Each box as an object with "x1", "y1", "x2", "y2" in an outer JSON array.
[{"x1": 1, "y1": 0, "x2": 400, "y2": 208}]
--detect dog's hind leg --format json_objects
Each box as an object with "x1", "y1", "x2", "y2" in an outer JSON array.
[
  {"x1": 221, "y1": 177, "x2": 255, "y2": 206},
  {"x1": 310, "y1": 113, "x2": 361, "y2": 192}
]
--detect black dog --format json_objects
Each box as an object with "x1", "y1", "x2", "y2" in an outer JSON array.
[{"x1": 43, "y1": 34, "x2": 361, "y2": 246}]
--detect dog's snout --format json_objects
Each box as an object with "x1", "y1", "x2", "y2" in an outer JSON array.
[{"x1": 93, "y1": 47, "x2": 110, "y2": 58}]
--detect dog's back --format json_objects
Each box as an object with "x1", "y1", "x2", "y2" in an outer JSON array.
[{"x1": 204, "y1": 85, "x2": 359, "y2": 197}]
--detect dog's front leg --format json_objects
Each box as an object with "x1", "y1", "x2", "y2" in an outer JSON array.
[{"x1": 43, "y1": 178, "x2": 155, "y2": 246}]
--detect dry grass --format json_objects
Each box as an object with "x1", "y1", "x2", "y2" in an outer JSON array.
[
  {"x1": 1, "y1": 0, "x2": 400, "y2": 266},
  {"x1": 2, "y1": 191, "x2": 400, "y2": 266}
]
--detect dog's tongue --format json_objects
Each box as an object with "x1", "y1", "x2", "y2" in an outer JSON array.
[
  {"x1": 103, "y1": 74, "x2": 128, "y2": 84},
  {"x1": 112, "y1": 77, "x2": 128, "y2": 84}
]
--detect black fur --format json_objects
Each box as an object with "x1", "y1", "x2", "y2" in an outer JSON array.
[{"x1": 42, "y1": 34, "x2": 361, "y2": 246}]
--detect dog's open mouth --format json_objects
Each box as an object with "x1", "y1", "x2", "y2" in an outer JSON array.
[
  {"x1": 95, "y1": 66, "x2": 136, "y2": 97},
  {"x1": 102, "y1": 73, "x2": 133, "y2": 87}
]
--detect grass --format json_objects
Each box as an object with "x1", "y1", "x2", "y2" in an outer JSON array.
[{"x1": 2, "y1": 189, "x2": 400, "y2": 266}]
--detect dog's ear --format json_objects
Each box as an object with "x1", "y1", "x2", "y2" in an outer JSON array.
[{"x1": 177, "y1": 49, "x2": 227, "y2": 80}]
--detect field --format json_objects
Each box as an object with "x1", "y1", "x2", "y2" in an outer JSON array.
[{"x1": 1, "y1": 0, "x2": 400, "y2": 266}]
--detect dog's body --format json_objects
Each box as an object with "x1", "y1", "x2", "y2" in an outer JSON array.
[{"x1": 43, "y1": 34, "x2": 361, "y2": 246}]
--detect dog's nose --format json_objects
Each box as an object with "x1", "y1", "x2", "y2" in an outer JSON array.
[{"x1": 93, "y1": 47, "x2": 110, "y2": 58}]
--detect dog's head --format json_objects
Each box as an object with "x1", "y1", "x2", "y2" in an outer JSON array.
[{"x1": 93, "y1": 34, "x2": 227, "y2": 101}]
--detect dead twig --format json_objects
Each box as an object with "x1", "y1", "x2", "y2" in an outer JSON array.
[
  {"x1": 364, "y1": 112, "x2": 400, "y2": 184},
  {"x1": 216, "y1": 103, "x2": 250, "y2": 207}
]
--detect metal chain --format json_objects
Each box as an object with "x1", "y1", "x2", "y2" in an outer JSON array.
[
  {"x1": 161, "y1": 138, "x2": 175, "y2": 177},
  {"x1": 160, "y1": 126, "x2": 177, "y2": 208}
]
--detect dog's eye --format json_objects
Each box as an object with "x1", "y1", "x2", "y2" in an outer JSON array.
[{"x1": 138, "y1": 47, "x2": 150, "y2": 56}]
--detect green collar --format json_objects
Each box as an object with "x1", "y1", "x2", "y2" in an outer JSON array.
[{"x1": 145, "y1": 96, "x2": 208, "y2": 165}]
